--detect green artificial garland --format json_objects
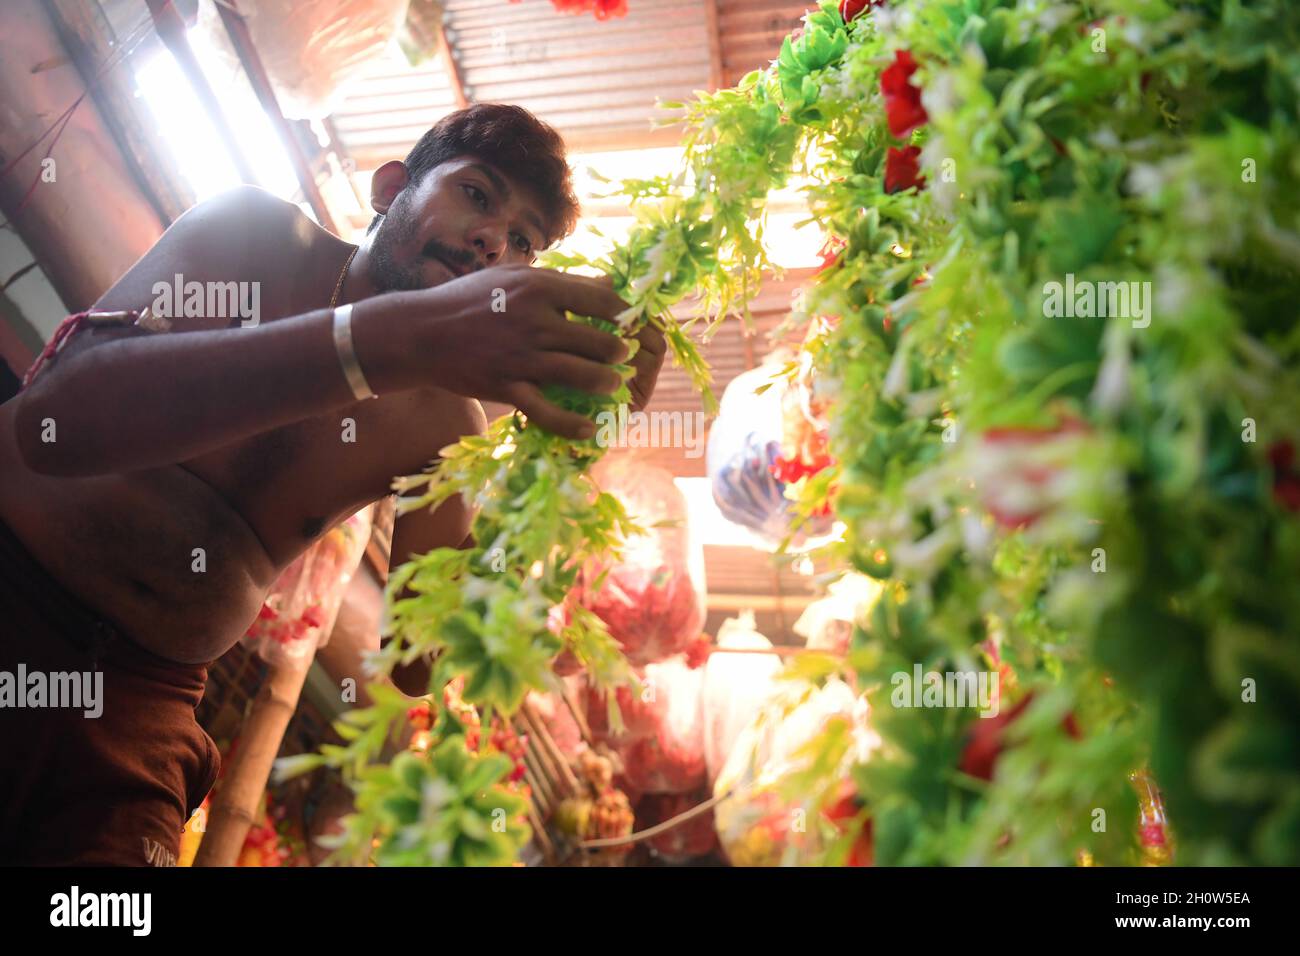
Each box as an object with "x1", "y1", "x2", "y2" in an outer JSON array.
[{"x1": 282, "y1": 0, "x2": 1300, "y2": 867}]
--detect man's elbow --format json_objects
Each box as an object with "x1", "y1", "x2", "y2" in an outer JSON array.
[{"x1": 11, "y1": 389, "x2": 86, "y2": 477}]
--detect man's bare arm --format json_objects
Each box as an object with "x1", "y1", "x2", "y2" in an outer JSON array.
[
  {"x1": 10, "y1": 188, "x2": 633, "y2": 477},
  {"x1": 10, "y1": 188, "x2": 406, "y2": 476}
]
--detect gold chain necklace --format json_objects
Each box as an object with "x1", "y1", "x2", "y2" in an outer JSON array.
[{"x1": 330, "y1": 246, "x2": 359, "y2": 309}]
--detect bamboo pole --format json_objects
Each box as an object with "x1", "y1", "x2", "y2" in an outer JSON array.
[{"x1": 194, "y1": 647, "x2": 317, "y2": 866}]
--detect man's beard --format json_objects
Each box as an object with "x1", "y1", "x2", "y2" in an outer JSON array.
[{"x1": 367, "y1": 196, "x2": 478, "y2": 294}]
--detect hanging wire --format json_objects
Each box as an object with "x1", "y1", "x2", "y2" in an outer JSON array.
[{"x1": 0, "y1": 10, "x2": 159, "y2": 231}]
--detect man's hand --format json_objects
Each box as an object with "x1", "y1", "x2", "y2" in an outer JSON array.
[
  {"x1": 354, "y1": 266, "x2": 633, "y2": 439},
  {"x1": 628, "y1": 322, "x2": 668, "y2": 413}
]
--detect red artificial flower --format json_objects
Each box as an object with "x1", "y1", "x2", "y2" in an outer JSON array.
[
  {"x1": 976, "y1": 416, "x2": 1091, "y2": 529},
  {"x1": 839, "y1": 0, "x2": 877, "y2": 23},
  {"x1": 407, "y1": 703, "x2": 432, "y2": 731},
  {"x1": 880, "y1": 50, "x2": 929, "y2": 139},
  {"x1": 822, "y1": 780, "x2": 861, "y2": 825},
  {"x1": 958, "y1": 694, "x2": 1034, "y2": 781},
  {"x1": 1269, "y1": 441, "x2": 1300, "y2": 512},
  {"x1": 683, "y1": 634, "x2": 712, "y2": 669},
  {"x1": 823, "y1": 780, "x2": 874, "y2": 866},
  {"x1": 770, "y1": 449, "x2": 834, "y2": 484},
  {"x1": 256, "y1": 602, "x2": 278, "y2": 621},
  {"x1": 817, "y1": 236, "x2": 847, "y2": 273},
  {"x1": 300, "y1": 604, "x2": 326, "y2": 629},
  {"x1": 884, "y1": 144, "x2": 925, "y2": 194},
  {"x1": 959, "y1": 693, "x2": 1082, "y2": 781},
  {"x1": 543, "y1": 0, "x2": 628, "y2": 20},
  {"x1": 1062, "y1": 710, "x2": 1083, "y2": 740}
]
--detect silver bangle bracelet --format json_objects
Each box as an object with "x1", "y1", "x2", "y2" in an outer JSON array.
[{"x1": 332, "y1": 303, "x2": 376, "y2": 401}]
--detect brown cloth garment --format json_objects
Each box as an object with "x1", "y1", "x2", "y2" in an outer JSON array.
[{"x1": 0, "y1": 517, "x2": 219, "y2": 866}]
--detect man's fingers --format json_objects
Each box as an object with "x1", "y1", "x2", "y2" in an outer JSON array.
[
  {"x1": 627, "y1": 322, "x2": 667, "y2": 412},
  {"x1": 633, "y1": 321, "x2": 668, "y2": 358},
  {"x1": 543, "y1": 271, "x2": 629, "y2": 323},
  {"x1": 536, "y1": 318, "x2": 629, "y2": 365},
  {"x1": 507, "y1": 382, "x2": 597, "y2": 440},
  {"x1": 536, "y1": 352, "x2": 623, "y2": 395}
]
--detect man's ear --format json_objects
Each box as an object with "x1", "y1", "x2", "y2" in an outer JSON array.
[{"x1": 370, "y1": 160, "x2": 410, "y2": 216}]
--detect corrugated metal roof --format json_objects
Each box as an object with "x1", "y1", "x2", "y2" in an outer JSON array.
[
  {"x1": 330, "y1": 0, "x2": 817, "y2": 165},
  {"x1": 624, "y1": 267, "x2": 815, "y2": 478},
  {"x1": 718, "y1": 0, "x2": 813, "y2": 87}
]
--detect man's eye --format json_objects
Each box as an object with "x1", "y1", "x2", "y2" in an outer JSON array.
[
  {"x1": 463, "y1": 184, "x2": 488, "y2": 208},
  {"x1": 512, "y1": 233, "x2": 533, "y2": 255}
]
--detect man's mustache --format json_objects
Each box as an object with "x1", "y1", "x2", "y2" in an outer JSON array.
[{"x1": 421, "y1": 238, "x2": 477, "y2": 271}]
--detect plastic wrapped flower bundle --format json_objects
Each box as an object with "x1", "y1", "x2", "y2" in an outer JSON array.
[
  {"x1": 706, "y1": 358, "x2": 836, "y2": 552},
  {"x1": 243, "y1": 507, "x2": 372, "y2": 666},
  {"x1": 574, "y1": 457, "x2": 707, "y2": 666},
  {"x1": 713, "y1": 680, "x2": 879, "y2": 867},
  {"x1": 587, "y1": 654, "x2": 707, "y2": 796}
]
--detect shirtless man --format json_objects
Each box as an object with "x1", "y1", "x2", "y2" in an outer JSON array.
[{"x1": 0, "y1": 104, "x2": 665, "y2": 865}]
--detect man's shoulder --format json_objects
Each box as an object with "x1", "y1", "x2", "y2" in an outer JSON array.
[
  {"x1": 165, "y1": 187, "x2": 328, "y2": 300},
  {"x1": 93, "y1": 187, "x2": 324, "y2": 318},
  {"x1": 176, "y1": 185, "x2": 309, "y2": 247}
]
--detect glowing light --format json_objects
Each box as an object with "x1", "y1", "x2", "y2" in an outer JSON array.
[
  {"x1": 675, "y1": 476, "x2": 772, "y2": 549},
  {"x1": 561, "y1": 146, "x2": 824, "y2": 270},
  {"x1": 132, "y1": 28, "x2": 301, "y2": 205}
]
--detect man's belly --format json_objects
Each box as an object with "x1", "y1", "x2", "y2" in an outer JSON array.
[
  {"x1": 0, "y1": 418, "x2": 279, "y2": 663},
  {"x1": 0, "y1": 387, "x2": 484, "y2": 664}
]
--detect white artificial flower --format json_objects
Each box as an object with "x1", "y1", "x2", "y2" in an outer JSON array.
[
  {"x1": 1154, "y1": 264, "x2": 1193, "y2": 315},
  {"x1": 920, "y1": 69, "x2": 958, "y2": 119},
  {"x1": 1089, "y1": 127, "x2": 1120, "y2": 150},
  {"x1": 1091, "y1": 324, "x2": 1132, "y2": 415},
  {"x1": 960, "y1": 511, "x2": 993, "y2": 557},
  {"x1": 1126, "y1": 162, "x2": 1166, "y2": 197},
  {"x1": 882, "y1": 337, "x2": 911, "y2": 397},
  {"x1": 891, "y1": 525, "x2": 961, "y2": 578},
  {"x1": 1030, "y1": 2, "x2": 1076, "y2": 34}
]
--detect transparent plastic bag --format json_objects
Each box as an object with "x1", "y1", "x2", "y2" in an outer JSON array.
[
  {"x1": 712, "y1": 679, "x2": 878, "y2": 866},
  {"x1": 706, "y1": 355, "x2": 834, "y2": 552},
  {"x1": 197, "y1": 0, "x2": 410, "y2": 119},
  {"x1": 792, "y1": 572, "x2": 884, "y2": 656},
  {"x1": 700, "y1": 612, "x2": 783, "y2": 789},
  {"x1": 242, "y1": 507, "x2": 373, "y2": 666},
  {"x1": 615, "y1": 655, "x2": 706, "y2": 795},
  {"x1": 586, "y1": 675, "x2": 658, "y2": 744},
  {"x1": 576, "y1": 457, "x2": 706, "y2": 666}
]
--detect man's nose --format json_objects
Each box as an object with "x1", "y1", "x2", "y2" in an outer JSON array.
[{"x1": 471, "y1": 224, "x2": 508, "y2": 266}]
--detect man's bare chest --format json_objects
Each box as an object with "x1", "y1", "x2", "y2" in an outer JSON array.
[{"x1": 179, "y1": 384, "x2": 483, "y2": 568}]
